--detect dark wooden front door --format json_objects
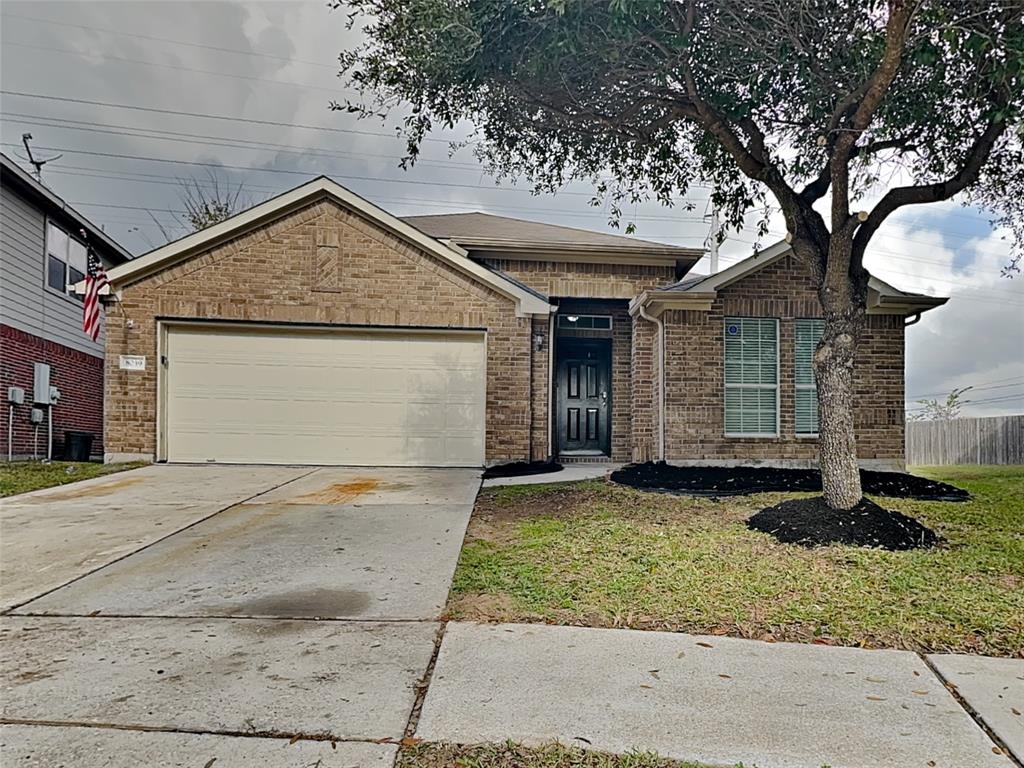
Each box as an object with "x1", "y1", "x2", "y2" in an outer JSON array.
[{"x1": 556, "y1": 340, "x2": 611, "y2": 455}]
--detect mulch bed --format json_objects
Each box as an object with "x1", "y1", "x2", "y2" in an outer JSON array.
[
  {"x1": 611, "y1": 462, "x2": 969, "y2": 501},
  {"x1": 747, "y1": 496, "x2": 941, "y2": 550},
  {"x1": 482, "y1": 460, "x2": 564, "y2": 479}
]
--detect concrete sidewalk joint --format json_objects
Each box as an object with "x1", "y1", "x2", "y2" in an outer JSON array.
[{"x1": 417, "y1": 621, "x2": 1014, "y2": 768}]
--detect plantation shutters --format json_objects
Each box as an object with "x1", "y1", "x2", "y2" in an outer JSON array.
[
  {"x1": 795, "y1": 319, "x2": 825, "y2": 435},
  {"x1": 724, "y1": 318, "x2": 778, "y2": 436}
]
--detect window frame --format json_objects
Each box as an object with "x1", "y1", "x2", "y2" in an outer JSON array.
[
  {"x1": 794, "y1": 318, "x2": 825, "y2": 437},
  {"x1": 44, "y1": 219, "x2": 87, "y2": 304},
  {"x1": 556, "y1": 313, "x2": 613, "y2": 331},
  {"x1": 723, "y1": 317, "x2": 780, "y2": 438}
]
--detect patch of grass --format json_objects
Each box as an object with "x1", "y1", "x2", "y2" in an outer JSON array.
[
  {"x1": 398, "y1": 741, "x2": 742, "y2": 768},
  {"x1": 448, "y1": 466, "x2": 1024, "y2": 656},
  {"x1": 0, "y1": 460, "x2": 148, "y2": 497}
]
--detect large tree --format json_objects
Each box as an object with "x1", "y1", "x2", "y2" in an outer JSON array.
[{"x1": 336, "y1": 0, "x2": 1023, "y2": 509}]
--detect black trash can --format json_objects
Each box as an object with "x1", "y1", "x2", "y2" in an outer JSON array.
[{"x1": 63, "y1": 431, "x2": 95, "y2": 462}]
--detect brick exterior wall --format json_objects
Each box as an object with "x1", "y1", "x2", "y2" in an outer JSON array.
[
  {"x1": 487, "y1": 260, "x2": 675, "y2": 462},
  {"x1": 630, "y1": 314, "x2": 659, "y2": 463},
  {"x1": 104, "y1": 199, "x2": 544, "y2": 464},
  {"x1": 1, "y1": 324, "x2": 104, "y2": 458},
  {"x1": 652, "y1": 254, "x2": 906, "y2": 468},
  {"x1": 529, "y1": 317, "x2": 551, "y2": 460},
  {"x1": 482, "y1": 258, "x2": 675, "y2": 299}
]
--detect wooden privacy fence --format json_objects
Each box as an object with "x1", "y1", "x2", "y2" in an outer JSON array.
[{"x1": 906, "y1": 415, "x2": 1024, "y2": 466}]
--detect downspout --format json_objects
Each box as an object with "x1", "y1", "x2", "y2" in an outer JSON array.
[
  {"x1": 638, "y1": 303, "x2": 666, "y2": 462},
  {"x1": 904, "y1": 312, "x2": 922, "y2": 326}
]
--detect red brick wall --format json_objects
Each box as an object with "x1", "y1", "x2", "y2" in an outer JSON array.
[
  {"x1": 653, "y1": 254, "x2": 906, "y2": 468},
  {"x1": 0, "y1": 324, "x2": 104, "y2": 458}
]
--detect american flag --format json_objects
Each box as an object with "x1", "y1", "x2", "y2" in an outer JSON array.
[{"x1": 82, "y1": 236, "x2": 108, "y2": 342}]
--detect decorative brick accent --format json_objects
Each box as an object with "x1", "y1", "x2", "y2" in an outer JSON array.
[
  {"x1": 105, "y1": 199, "x2": 542, "y2": 463},
  {"x1": 0, "y1": 324, "x2": 104, "y2": 458},
  {"x1": 650, "y1": 254, "x2": 905, "y2": 467}
]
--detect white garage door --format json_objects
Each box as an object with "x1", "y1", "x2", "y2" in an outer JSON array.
[{"x1": 163, "y1": 324, "x2": 486, "y2": 466}]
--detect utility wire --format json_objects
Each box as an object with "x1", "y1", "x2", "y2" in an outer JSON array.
[
  {"x1": 0, "y1": 11, "x2": 339, "y2": 70},
  {"x1": 0, "y1": 90, "x2": 454, "y2": 144},
  {"x1": 2, "y1": 40, "x2": 352, "y2": 97}
]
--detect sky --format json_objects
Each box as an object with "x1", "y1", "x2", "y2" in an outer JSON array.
[{"x1": 1, "y1": 1, "x2": 1021, "y2": 416}]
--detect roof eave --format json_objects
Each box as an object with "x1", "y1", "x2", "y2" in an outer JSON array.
[
  {"x1": 869, "y1": 293, "x2": 949, "y2": 315},
  {"x1": 457, "y1": 239, "x2": 703, "y2": 265},
  {"x1": 629, "y1": 289, "x2": 717, "y2": 317},
  {"x1": 1, "y1": 154, "x2": 133, "y2": 264}
]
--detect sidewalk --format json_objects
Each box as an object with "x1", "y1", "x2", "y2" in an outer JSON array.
[{"x1": 416, "y1": 622, "x2": 1020, "y2": 768}]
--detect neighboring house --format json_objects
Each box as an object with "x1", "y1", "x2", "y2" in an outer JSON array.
[
  {"x1": 1, "y1": 153, "x2": 133, "y2": 460},
  {"x1": 96, "y1": 176, "x2": 945, "y2": 470}
]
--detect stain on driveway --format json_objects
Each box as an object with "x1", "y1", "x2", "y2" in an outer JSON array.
[{"x1": 14, "y1": 467, "x2": 479, "y2": 620}]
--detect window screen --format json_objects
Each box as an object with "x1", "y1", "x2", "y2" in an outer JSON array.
[{"x1": 724, "y1": 317, "x2": 778, "y2": 435}]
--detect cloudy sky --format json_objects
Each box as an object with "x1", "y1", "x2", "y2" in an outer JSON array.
[{"x1": 2, "y1": 1, "x2": 1021, "y2": 416}]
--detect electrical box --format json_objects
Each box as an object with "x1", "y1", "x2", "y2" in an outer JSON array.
[
  {"x1": 48, "y1": 385, "x2": 61, "y2": 405},
  {"x1": 33, "y1": 363, "x2": 51, "y2": 404},
  {"x1": 30, "y1": 407, "x2": 44, "y2": 424},
  {"x1": 7, "y1": 387, "x2": 24, "y2": 404}
]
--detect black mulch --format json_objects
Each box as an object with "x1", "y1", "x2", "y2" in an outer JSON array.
[
  {"x1": 610, "y1": 462, "x2": 969, "y2": 502},
  {"x1": 482, "y1": 460, "x2": 564, "y2": 479},
  {"x1": 747, "y1": 496, "x2": 940, "y2": 550}
]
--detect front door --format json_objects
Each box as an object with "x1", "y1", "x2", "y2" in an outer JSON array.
[{"x1": 556, "y1": 339, "x2": 611, "y2": 455}]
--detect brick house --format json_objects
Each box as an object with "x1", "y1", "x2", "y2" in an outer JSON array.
[
  {"x1": 1, "y1": 153, "x2": 133, "y2": 460},
  {"x1": 96, "y1": 177, "x2": 945, "y2": 470}
]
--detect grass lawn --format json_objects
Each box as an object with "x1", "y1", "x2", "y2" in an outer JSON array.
[
  {"x1": 448, "y1": 465, "x2": 1023, "y2": 656},
  {"x1": 0, "y1": 460, "x2": 148, "y2": 497},
  {"x1": 398, "y1": 742, "x2": 734, "y2": 768}
]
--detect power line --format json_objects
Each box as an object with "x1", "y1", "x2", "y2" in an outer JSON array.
[
  {"x1": 907, "y1": 378, "x2": 1024, "y2": 400},
  {"x1": 40, "y1": 166, "x2": 709, "y2": 230},
  {"x1": 0, "y1": 112, "x2": 492, "y2": 171},
  {"x1": 0, "y1": 90, "x2": 454, "y2": 144},
  {"x1": 0, "y1": 141, "x2": 600, "y2": 196},
  {"x1": 0, "y1": 11, "x2": 339, "y2": 70},
  {"x1": 2, "y1": 40, "x2": 351, "y2": 97}
]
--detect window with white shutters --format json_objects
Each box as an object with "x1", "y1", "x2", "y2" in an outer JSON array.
[
  {"x1": 724, "y1": 317, "x2": 779, "y2": 436},
  {"x1": 795, "y1": 319, "x2": 825, "y2": 435}
]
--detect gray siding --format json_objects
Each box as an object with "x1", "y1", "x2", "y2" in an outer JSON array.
[{"x1": 1, "y1": 181, "x2": 105, "y2": 357}]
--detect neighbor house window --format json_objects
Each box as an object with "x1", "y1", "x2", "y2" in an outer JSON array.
[
  {"x1": 557, "y1": 314, "x2": 612, "y2": 330},
  {"x1": 45, "y1": 221, "x2": 87, "y2": 301},
  {"x1": 795, "y1": 319, "x2": 825, "y2": 436},
  {"x1": 724, "y1": 317, "x2": 778, "y2": 436}
]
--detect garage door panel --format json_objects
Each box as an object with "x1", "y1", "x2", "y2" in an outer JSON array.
[{"x1": 165, "y1": 326, "x2": 486, "y2": 466}]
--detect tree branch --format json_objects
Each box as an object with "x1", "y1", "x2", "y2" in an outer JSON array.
[{"x1": 852, "y1": 115, "x2": 1009, "y2": 258}]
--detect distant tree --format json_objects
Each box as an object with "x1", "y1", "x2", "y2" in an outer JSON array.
[
  {"x1": 178, "y1": 172, "x2": 247, "y2": 232},
  {"x1": 337, "y1": 0, "x2": 1023, "y2": 511},
  {"x1": 909, "y1": 386, "x2": 973, "y2": 421}
]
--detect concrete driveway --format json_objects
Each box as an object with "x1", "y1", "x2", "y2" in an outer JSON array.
[{"x1": 1, "y1": 465, "x2": 479, "y2": 766}]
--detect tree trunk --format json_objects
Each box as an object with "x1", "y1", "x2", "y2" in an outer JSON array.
[{"x1": 814, "y1": 306, "x2": 866, "y2": 510}]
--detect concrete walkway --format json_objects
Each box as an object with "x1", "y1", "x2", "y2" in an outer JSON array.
[
  {"x1": 417, "y1": 622, "x2": 1018, "y2": 768},
  {"x1": 1, "y1": 465, "x2": 478, "y2": 767},
  {"x1": 928, "y1": 653, "x2": 1024, "y2": 763},
  {"x1": 482, "y1": 462, "x2": 622, "y2": 487}
]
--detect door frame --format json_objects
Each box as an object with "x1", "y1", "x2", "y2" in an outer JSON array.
[
  {"x1": 553, "y1": 336, "x2": 612, "y2": 457},
  {"x1": 156, "y1": 318, "x2": 488, "y2": 465}
]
